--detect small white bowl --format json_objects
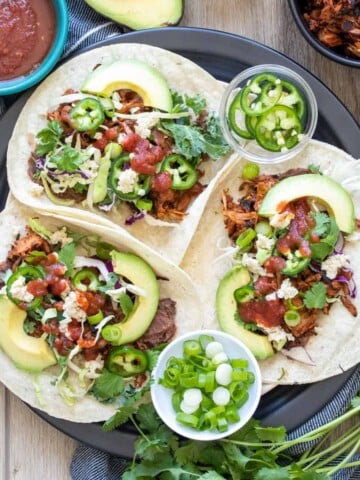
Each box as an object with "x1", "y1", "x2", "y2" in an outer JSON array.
[
  {"x1": 151, "y1": 329, "x2": 262, "y2": 441},
  {"x1": 219, "y1": 64, "x2": 318, "y2": 165}
]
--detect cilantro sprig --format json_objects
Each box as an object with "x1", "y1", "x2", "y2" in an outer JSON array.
[
  {"x1": 120, "y1": 392, "x2": 360, "y2": 479},
  {"x1": 35, "y1": 120, "x2": 84, "y2": 172}
]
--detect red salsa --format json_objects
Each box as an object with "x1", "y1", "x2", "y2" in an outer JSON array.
[{"x1": 0, "y1": 0, "x2": 56, "y2": 81}]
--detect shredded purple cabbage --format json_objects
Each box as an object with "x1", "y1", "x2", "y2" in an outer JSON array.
[
  {"x1": 47, "y1": 169, "x2": 90, "y2": 179},
  {"x1": 335, "y1": 274, "x2": 357, "y2": 298},
  {"x1": 104, "y1": 260, "x2": 114, "y2": 272},
  {"x1": 35, "y1": 157, "x2": 45, "y2": 170},
  {"x1": 334, "y1": 232, "x2": 345, "y2": 254},
  {"x1": 125, "y1": 211, "x2": 144, "y2": 226}
]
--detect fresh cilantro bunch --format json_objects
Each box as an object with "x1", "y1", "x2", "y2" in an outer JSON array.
[{"x1": 119, "y1": 392, "x2": 360, "y2": 479}]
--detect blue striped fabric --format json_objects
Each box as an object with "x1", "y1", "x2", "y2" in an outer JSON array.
[{"x1": 0, "y1": 3, "x2": 359, "y2": 479}]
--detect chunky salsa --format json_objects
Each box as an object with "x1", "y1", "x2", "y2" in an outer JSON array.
[{"x1": 0, "y1": 0, "x2": 56, "y2": 81}]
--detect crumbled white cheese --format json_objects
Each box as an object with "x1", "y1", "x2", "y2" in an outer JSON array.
[
  {"x1": 321, "y1": 254, "x2": 350, "y2": 279},
  {"x1": 276, "y1": 278, "x2": 299, "y2": 299},
  {"x1": 270, "y1": 211, "x2": 294, "y2": 229},
  {"x1": 63, "y1": 291, "x2": 86, "y2": 322},
  {"x1": 117, "y1": 168, "x2": 139, "y2": 194},
  {"x1": 241, "y1": 253, "x2": 267, "y2": 278},
  {"x1": 58, "y1": 317, "x2": 73, "y2": 340},
  {"x1": 31, "y1": 184, "x2": 44, "y2": 197},
  {"x1": 134, "y1": 117, "x2": 158, "y2": 138},
  {"x1": 262, "y1": 326, "x2": 295, "y2": 344},
  {"x1": 266, "y1": 278, "x2": 298, "y2": 301},
  {"x1": 49, "y1": 227, "x2": 73, "y2": 247},
  {"x1": 9, "y1": 276, "x2": 34, "y2": 303},
  {"x1": 84, "y1": 355, "x2": 104, "y2": 378},
  {"x1": 255, "y1": 233, "x2": 275, "y2": 251}
]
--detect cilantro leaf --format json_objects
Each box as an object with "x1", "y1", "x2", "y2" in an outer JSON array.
[
  {"x1": 102, "y1": 405, "x2": 137, "y2": 432},
  {"x1": 135, "y1": 402, "x2": 162, "y2": 433},
  {"x1": 254, "y1": 467, "x2": 290, "y2": 480},
  {"x1": 49, "y1": 145, "x2": 84, "y2": 172},
  {"x1": 198, "y1": 472, "x2": 227, "y2": 480},
  {"x1": 91, "y1": 369, "x2": 125, "y2": 402},
  {"x1": 35, "y1": 121, "x2": 63, "y2": 156},
  {"x1": 23, "y1": 319, "x2": 36, "y2": 334},
  {"x1": 57, "y1": 242, "x2": 76, "y2": 276},
  {"x1": 312, "y1": 212, "x2": 331, "y2": 237},
  {"x1": 303, "y1": 282, "x2": 327, "y2": 309}
]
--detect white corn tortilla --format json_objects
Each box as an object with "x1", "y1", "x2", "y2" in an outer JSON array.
[{"x1": 181, "y1": 139, "x2": 360, "y2": 384}]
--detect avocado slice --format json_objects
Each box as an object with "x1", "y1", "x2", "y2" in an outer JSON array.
[
  {"x1": 216, "y1": 266, "x2": 274, "y2": 360},
  {"x1": 84, "y1": 0, "x2": 183, "y2": 30},
  {"x1": 258, "y1": 174, "x2": 355, "y2": 234},
  {"x1": 105, "y1": 251, "x2": 160, "y2": 345},
  {"x1": 0, "y1": 297, "x2": 56, "y2": 373},
  {"x1": 81, "y1": 59, "x2": 173, "y2": 112}
]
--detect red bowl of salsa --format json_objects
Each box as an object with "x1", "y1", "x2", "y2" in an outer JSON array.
[{"x1": 0, "y1": 0, "x2": 69, "y2": 95}]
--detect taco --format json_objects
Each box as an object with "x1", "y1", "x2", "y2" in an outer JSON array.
[
  {"x1": 181, "y1": 140, "x2": 360, "y2": 384},
  {"x1": 0, "y1": 198, "x2": 201, "y2": 421},
  {"x1": 7, "y1": 43, "x2": 233, "y2": 265}
]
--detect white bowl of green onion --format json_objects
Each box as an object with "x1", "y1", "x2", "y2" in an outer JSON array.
[{"x1": 151, "y1": 329, "x2": 262, "y2": 441}]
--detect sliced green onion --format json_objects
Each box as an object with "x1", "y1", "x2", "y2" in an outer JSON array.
[
  {"x1": 231, "y1": 359, "x2": 249, "y2": 369},
  {"x1": 101, "y1": 325, "x2": 121, "y2": 343},
  {"x1": 217, "y1": 416, "x2": 229, "y2": 432},
  {"x1": 160, "y1": 367, "x2": 181, "y2": 388},
  {"x1": 242, "y1": 162, "x2": 260, "y2": 180},
  {"x1": 176, "y1": 412, "x2": 199, "y2": 428},
  {"x1": 284, "y1": 310, "x2": 301, "y2": 326},
  {"x1": 179, "y1": 373, "x2": 198, "y2": 389},
  {"x1": 199, "y1": 334, "x2": 215, "y2": 350},
  {"x1": 183, "y1": 340, "x2": 201, "y2": 357},
  {"x1": 225, "y1": 405, "x2": 240, "y2": 423},
  {"x1": 87, "y1": 311, "x2": 104, "y2": 325}
]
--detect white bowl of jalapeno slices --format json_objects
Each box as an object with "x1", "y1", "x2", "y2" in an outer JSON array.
[
  {"x1": 151, "y1": 330, "x2": 262, "y2": 441},
  {"x1": 220, "y1": 65, "x2": 318, "y2": 164}
]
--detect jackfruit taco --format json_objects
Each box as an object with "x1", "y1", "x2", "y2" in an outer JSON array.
[
  {"x1": 0, "y1": 198, "x2": 200, "y2": 421},
  {"x1": 182, "y1": 140, "x2": 360, "y2": 384},
  {"x1": 7, "y1": 43, "x2": 233, "y2": 264}
]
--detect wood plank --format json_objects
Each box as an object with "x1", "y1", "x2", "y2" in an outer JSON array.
[
  {"x1": 0, "y1": 383, "x2": 7, "y2": 480},
  {"x1": 7, "y1": 392, "x2": 76, "y2": 480}
]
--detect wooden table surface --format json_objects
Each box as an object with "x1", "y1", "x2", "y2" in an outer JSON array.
[{"x1": 1, "y1": 2, "x2": 359, "y2": 479}]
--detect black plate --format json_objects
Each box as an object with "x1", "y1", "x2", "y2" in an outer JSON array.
[{"x1": 1, "y1": 27, "x2": 359, "y2": 458}]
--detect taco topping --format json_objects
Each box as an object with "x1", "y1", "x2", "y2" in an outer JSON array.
[
  {"x1": 218, "y1": 165, "x2": 357, "y2": 353},
  {"x1": 0, "y1": 221, "x2": 177, "y2": 406},
  {"x1": 29, "y1": 64, "x2": 230, "y2": 223}
]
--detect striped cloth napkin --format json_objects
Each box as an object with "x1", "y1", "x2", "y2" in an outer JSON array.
[{"x1": 0, "y1": 3, "x2": 359, "y2": 479}]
